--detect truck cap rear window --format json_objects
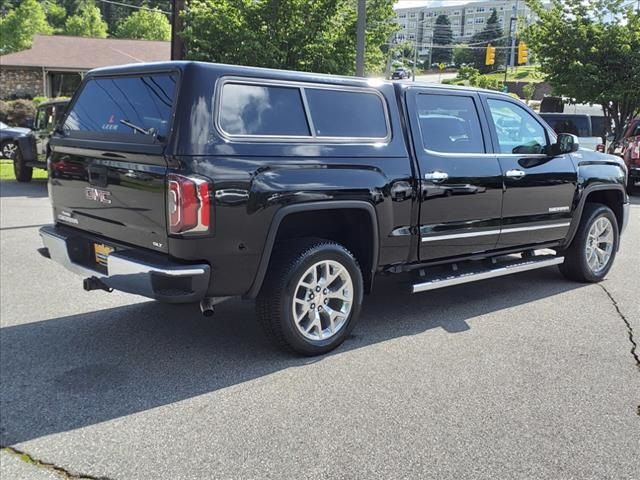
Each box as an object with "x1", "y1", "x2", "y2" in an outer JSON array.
[{"x1": 63, "y1": 73, "x2": 177, "y2": 142}]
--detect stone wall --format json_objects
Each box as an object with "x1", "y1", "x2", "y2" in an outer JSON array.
[{"x1": 0, "y1": 67, "x2": 44, "y2": 100}]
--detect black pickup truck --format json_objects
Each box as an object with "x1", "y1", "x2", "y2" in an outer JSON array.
[{"x1": 39, "y1": 62, "x2": 630, "y2": 355}]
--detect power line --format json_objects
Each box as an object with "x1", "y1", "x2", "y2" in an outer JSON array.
[{"x1": 96, "y1": 0, "x2": 170, "y2": 15}]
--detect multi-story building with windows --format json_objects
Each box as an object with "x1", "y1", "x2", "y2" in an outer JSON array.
[{"x1": 393, "y1": 1, "x2": 544, "y2": 55}]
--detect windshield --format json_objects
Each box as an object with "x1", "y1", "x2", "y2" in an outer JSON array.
[{"x1": 63, "y1": 73, "x2": 178, "y2": 142}]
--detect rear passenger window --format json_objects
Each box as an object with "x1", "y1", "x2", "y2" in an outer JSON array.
[
  {"x1": 416, "y1": 94, "x2": 485, "y2": 153},
  {"x1": 219, "y1": 83, "x2": 310, "y2": 136},
  {"x1": 305, "y1": 89, "x2": 388, "y2": 139}
]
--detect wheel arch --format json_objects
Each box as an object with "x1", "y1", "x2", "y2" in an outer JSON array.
[
  {"x1": 565, "y1": 184, "x2": 627, "y2": 247},
  {"x1": 245, "y1": 201, "x2": 379, "y2": 299}
]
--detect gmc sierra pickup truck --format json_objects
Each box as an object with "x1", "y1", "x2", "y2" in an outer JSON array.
[{"x1": 39, "y1": 62, "x2": 630, "y2": 355}]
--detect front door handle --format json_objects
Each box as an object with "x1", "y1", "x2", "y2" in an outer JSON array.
[
  {"x1": 424, "y1": 171, "x2": 449, "y2": 183},
  {"x1": 505, "y1": 169, "x2": 526, "y2": 179}
]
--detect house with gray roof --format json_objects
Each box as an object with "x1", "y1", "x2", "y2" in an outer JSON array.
[{"x1": 0, "y1": 35, "x2": 170, "y2": 100}]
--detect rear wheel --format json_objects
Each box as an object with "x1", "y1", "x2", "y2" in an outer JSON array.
[
  {"x1": 13, "y1": 148, "x2": 33, "y2": 183},
  {"x1": 256, "y1": 239, "x2": 363, "y2": 356},
  {"x1": 559, "y1": 203, "x2": 619, "y2": 282}
]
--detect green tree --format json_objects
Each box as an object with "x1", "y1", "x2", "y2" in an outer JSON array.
[
  {"x1": 98, "y1": 0, "x2": 170, "y2": 35},
  {"x1": 470, "y1": 9, "x2": 504, "y2": 73},
  {"x1": 525, "y1": 0, "x2": 640, "y2": 138},
  {"x1": 452, "y1": 44, "x2": 474, "y2": 66},
  {"x1": 431, "y1": 14, "x2": 453, "y2": 65},
  {"x1": 64, "y1": 0, "x2": 108, "y2": 37},
  {"x1": 0, "y1": 0, "x2": 52, "y2": 54},
  {"x1": 43, "y1": 0, "x2": 67, "y2": 32},
  {"x1": 181, "y1": 0, "x2": 397, "y2": 76},
  {"x1": 115, "y1": 7, "x2": 171, "y2": 40}
]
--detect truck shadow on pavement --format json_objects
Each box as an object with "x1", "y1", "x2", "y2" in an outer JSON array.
[{"x1": 0, "y1": 268, "x2": 583, "y2": 445}]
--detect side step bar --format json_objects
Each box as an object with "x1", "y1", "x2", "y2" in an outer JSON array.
[{"x1": 412, "y1": 255, "x2": 564, "y2": 294}]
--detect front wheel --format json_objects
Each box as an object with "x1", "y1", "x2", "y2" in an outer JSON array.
[
  {"x1": 1, "y1": 140, "x2": 18, "y2": 159},
  {"x1": 559, "y1": 203, "x2": 619, "y2": 283},
  {"x1": 256, "y1": 239, "x2": 363, "y2": 356}
]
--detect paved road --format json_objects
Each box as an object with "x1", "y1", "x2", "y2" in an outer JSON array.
[{"x1": 1, "y1": 179, "x2": 638, "y2": 480}]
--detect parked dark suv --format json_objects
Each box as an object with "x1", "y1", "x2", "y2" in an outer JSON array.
[
  {"x1": 38, "y1": 62, "x2": 630, "y2": 355},
  {"x1": 13, "y1": 99, "x2": 68, "y2": 182}
]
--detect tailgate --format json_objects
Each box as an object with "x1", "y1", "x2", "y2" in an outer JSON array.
[
  {"x1": 50, "y1": 149, "x2": 168, "y2": 252},
  {"x1": 48, "y1": 71, "x2": 178, "y2": 254}
]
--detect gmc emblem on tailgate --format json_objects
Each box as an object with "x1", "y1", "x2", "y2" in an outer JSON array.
[{"x1": 85, "y1": 187, "x2": 112, "y2": 204}]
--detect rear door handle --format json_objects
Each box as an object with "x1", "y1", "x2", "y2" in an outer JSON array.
[
  {"x1": 424, "y1": 171, "x2": 449, "y2": 183},
  {"x1": 505, "y1": 169, "x2": 526, "y2": 179}
]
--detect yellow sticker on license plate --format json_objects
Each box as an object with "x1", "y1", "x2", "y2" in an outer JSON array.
[{"x1": 94, "y1": 243, "x2": 114, "y2": 267}]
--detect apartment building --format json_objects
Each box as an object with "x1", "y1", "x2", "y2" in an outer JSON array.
[{"x1": 394, "y1": 1, "x2": 542, "y2": 55}]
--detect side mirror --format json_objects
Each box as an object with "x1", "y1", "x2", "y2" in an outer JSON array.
[{"x1": 551, "y1": 133, "x2": 579, "y2": 156}]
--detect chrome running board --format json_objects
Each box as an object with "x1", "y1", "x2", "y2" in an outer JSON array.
[{"x1": 412, "y1": 255, "x2": 564, "y2": 294}]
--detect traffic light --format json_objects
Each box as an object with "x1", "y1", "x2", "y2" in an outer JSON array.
[
  {"x1": 485, "y1": 44, "x2": 496, "y2": 65},
  {"x1": 517, "y1": 42, "x2": 529, "y2": 65}
]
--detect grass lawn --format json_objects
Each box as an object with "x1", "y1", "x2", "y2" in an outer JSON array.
[
  {"x1": 0, "y1": 160, "x2": 48, "y2": 181},
  {"x1": 484, "y1": 66, "x2": 546, "y2": 83}
]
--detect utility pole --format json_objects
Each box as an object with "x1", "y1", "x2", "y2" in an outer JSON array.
[
  {"x1": 355, "y1": 0, "x2": 366, "y2": 77},
  {"x1": 427, "y1": 35, "x2": 434, "y2": 72},
  {"x1": 412, "y1": 40, "x2": 418, "y2": 81},
  {"x1": 504, "y1": 0, "x2": 520, "y2": 86},
  {"x1": 171, "y1": 0, "x2": 186, "y2": 61}
]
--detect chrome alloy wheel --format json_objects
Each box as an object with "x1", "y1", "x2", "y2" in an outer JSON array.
[
  {"x1": 2, "y1": 142, "x2": 17, "y2": 159},
  {"x1": 585, "y1": 216, "x2": 614, "y2": 274},
  {"x1": 292, "y1": 260, "x2": 354, "y2": 341}
]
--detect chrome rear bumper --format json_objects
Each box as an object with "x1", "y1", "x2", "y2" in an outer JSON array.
[{"x1": 39, "y1": 225, "x2": 210, "y2": 303}]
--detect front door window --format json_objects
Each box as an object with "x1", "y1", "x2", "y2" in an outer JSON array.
[{"x1": 487, "y1": 99, "x2": 548, "y2": 154}]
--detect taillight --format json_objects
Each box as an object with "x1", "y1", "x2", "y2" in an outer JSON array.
[
  {"x1": 167, "y1": 174, "x2": 211, "y2": 235},
  {"x1": 631, "y1": 140, "x2": 640, "y2": 161},
  {"x1": 596, "y1": 144, "x2": 605, "y2": 153}
]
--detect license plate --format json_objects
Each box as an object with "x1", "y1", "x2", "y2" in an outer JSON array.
[{"x1": 94, "y1": 243, "x2": 114, "y2": 267}]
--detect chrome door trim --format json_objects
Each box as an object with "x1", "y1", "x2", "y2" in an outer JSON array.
[
  {"x1": 421, "y1": 222, "x2": 570, "y2": 242},
  {"x1": 500, "y1": 222, "x2": 570, "y2": 234},
  {"x1": 421, "y1": 229, "x2": 501, "y2": 242}
]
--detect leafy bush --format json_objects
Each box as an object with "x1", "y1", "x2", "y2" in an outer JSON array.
[
  {"x1": 472, "y1": 75, "x2": 502, "y2": 91},
  {"x1": 523, "y1": 83, "x2": 536, "y2": 101},
  {"x1": 456, "y1": 64, "x2": 480, "y2": 81},
  {"x1": 4, "y1": 99, "x2": 36, "y2": 127},
  {"x1": 0, "y1": 101, "x2": 9, "y2": 123},
  {"x1": 32, "y1": 96, "x2": 49, "y2": 106}
]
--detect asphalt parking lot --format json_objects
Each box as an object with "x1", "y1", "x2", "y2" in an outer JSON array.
[{"x1": 1, "y1": 179, "x2": 638, "y2": 480}]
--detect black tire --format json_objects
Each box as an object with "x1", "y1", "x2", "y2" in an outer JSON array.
[
  {"x1": 558, "y1": 203, "x2": 619, "y2": 283},
  {"x1": 1, "y1": 140, "x2": 18, "y2": 159},
  {"x1": 256, "y1": 238, "x2": 364, "y2": 356},
  {"x1": 13, "y1": 148, "x2": 33, "y2": 183}
]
